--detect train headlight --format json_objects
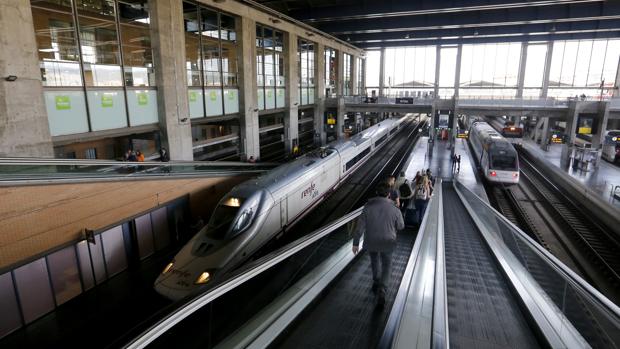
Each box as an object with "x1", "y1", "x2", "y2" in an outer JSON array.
[
  {"x1": 195, "y1": 271, "x2": 211, "y2": 285},
  {"x1": 162, "y1": 261, "x2": 174, "y2": 275},
  {"x1": 489, "y1": 171, "x2": 497, "y2": 177},
  {"x1": 513, "y1": 173, "x2": 519, "y2": 178}
]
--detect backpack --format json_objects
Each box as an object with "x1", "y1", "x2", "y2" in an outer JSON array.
[
  {"x1": 415, "y1": 184, "x2": 427, "y2": 200},
  {"x1": 399, "y1": 180, "x2": 412, "y2": 198}
]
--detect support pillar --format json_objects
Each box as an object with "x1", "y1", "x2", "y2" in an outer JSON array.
[
  {"x1": 337, "y1": 50, "x2": 344, "y2": 97},
  {"x1": 313, "y1": 42, "x2": 326, "y2": 146},
  {"x1": 379, "y1": 47, "x2": 386, "y2": 97},
  {"x1": 336, "y1": 97, "x2": 345, "y2": 139},
  {"x1": 540, "y1": 41, "x2": 554, "y2": 98},
  {"x1": 351, "y1": 55, "x2": 358, "y2": 96},
  {"x1": 0, "y1": 0, "x2": 53, "y2": 157},
  {"x1": 591, "y1": 102, "x2": 610, "y2": 168},
  {"x1": 533, "y1": 117, "x2": 545, "y2": 142},
  {"x1": 560, "y1": 102, "x2": 581, "y2": 168},
  {"x1": 539, "y1": 117, "x2": 550, "y2": 151},
  {"x1": 284, "y1": 32, "x2": 299, "y2": 154},
  {"x1": 614, "y1": 57, "x2": 620, "y2": 97},
  {"x1": 454, "y1": 44, "x2": 462, "y2": 98},
  {"x1": 237, "y1": 16, "x2": 260, "y2": 160},
  {"x1": 434, "y1": 45, "x2": 441, "y2": 99},
  {"x1": 516, "y1": 42, "x2": 528, "y2": 98},
  {"x1": 150, "y1": 0, "x2": 193, "y2": 160}
]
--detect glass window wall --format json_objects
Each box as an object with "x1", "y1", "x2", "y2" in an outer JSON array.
[
  {"x1": 459, "y1": 42, "x2": 520, "y2": 97},
  {"x1": 184, "y1": 2, "x2": 239, "y2": 118},
  {"x1": 383, "y1": 46, "x2": 436, "y2": 96},
  {"x1": 298, "y1": 39, "x2": 315, "y2": 105},
  {"x1": 548, "y1": 39, "x2": 619, "y2": 98},
  {"x1": 30, "y1": 0, "x2": 158, "y2": 138},
  {"x1": 256, "y1": 24, "x2": 286, "y2": 110},
  {"x1": 364, "y1": 50, "x2": 380, "y2": 93},
  {"x1": 523, "y1": 44, "x2": 548, "y2": 90},
  {"x1": 356, "y1": 57, "x2": 364, "y2": 95},
  {"x1": 343, "y1": 53, "x2": 352, "y2": 96},
  {"x1": 325, "y1": 47, "x2": 337, "y2": 97}
]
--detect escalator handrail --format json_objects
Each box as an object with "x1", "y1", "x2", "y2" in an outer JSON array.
[
  {"x1": 454, "y1": 179, "x2": 620, "y2": 318},
  {"x1": 379, "y1": 180, "x2": 446, "y2": 349},
  {"x1": 123, "y1": 207, "x2": 364, "y2": 349}
]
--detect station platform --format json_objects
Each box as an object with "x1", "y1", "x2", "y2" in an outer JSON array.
[
  {"x1": 401, "y1": 135, "x2": 488, "y2": 201},
  {"x1": 521, "y1": 139, "x2": 620, "y2": 209}
]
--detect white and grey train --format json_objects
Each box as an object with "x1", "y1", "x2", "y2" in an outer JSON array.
[
  {"x1": 155, "y1": 116, "x2": 408, "y2": 300},
  {"x1": 469, "y1": 121, "x2": 520, "y2": 185}
]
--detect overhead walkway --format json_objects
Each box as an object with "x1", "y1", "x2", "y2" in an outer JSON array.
[{"x1": 120, "y1": 179, "x2": 620, "y2": 349}]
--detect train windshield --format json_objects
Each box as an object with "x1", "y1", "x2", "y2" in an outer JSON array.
[
  {"x1": 206, "y1": 197, "x2": 244, "y2": 239},
  {"x1": 490, "y1": 152, "x2": 518, "y2": 171}
]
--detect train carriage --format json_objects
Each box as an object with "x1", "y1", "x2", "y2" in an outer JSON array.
[
  {"x1": 469, "y1": 121, "x2": 520, "y2": 185},
  {"x1": 154, "y1": 116, "x2": 409, "y2": 300}
]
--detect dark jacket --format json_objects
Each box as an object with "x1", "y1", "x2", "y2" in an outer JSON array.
[{"x1": 353, "y1": 197, "x2": 405, "y2": 252}]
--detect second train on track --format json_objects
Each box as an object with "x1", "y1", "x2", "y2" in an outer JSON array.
[{"x1": 469, "y1": 120, "x2": 520, "y2": 185}]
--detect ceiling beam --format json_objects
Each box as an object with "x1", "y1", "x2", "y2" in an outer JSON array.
[{"x1": 289, "y1": 0, "x2": 605, "y2": 22}]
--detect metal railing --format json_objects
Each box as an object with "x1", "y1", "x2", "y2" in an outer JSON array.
[
  {"x1": 123, "y1": 207, "x2": 364, "y2": 349},
  {"x1": 380, "y1": 178, "x2": 448, "y2": 349},
  {"x1": 0, "y1": 158, "x2": 276, "y2": 184},
  {"x1": 454, "y1": 180, "x2": 620, "y2": 348}
]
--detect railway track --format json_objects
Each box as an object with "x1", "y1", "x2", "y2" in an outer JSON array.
[{"x1": 489, "y1": 149, "x2": 620, "y2": 303}]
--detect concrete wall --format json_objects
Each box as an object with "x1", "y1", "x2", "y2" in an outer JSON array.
[{"x1": 0, "y1": 0, "x2": 53, "y2": 157}]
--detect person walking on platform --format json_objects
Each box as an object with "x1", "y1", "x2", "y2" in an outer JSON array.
[
  {"x1": 386, "y1": 175, "x2": 401, "y2": 208},
  {"x1": 413, "y1": 175, "x2": 431, "y2": 224},
  {"x1": 456, "y1": 155, "x2": 461, "y2": 172},
  {"x1": 352, "y1": 182, "x2": 405, "y2": 307},
  {"x1": 451, "y1": 154, "x2": 458, "y2": 172}
]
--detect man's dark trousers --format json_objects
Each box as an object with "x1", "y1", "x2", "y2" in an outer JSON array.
[{"x1": 369, "y1": 251, "x2": 393, "y2": 293}]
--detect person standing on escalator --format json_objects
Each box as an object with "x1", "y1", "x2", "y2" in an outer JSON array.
[{"x1": 352, "y1": 182, "x2": 405, "y2": 307}]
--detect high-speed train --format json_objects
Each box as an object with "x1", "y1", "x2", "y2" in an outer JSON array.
[
  {"x1": 469, "y1": 121, "x2": 520, "y2": 185},
  {"x1": 155, "y1": 116, "x2": 409, "y2": 300}
]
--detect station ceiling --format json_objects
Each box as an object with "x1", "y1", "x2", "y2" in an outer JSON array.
[{"x1": 252, "y1": 0, "x2": 620, "y2": 49}]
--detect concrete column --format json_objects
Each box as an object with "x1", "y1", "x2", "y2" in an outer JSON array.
[
  {"x1": 337, "y1": 50, "x2": 344, "y2": 96},
  {"x1": 516, "y1": 42, "x2": 528, "y2": 98},
  {"x1": 539, "y1": 117, "x2": 550, "y2": 151},
  {"x1": 434, "y1": 45, "x2": 441, "y2": 99},
  {"x1": 533, "y1": 117, "x2": 545, "y2": 142},
  {"x1": 613, "y1": 57, "x2": 620, "y2": 97},
  {"x1": 313, "y1": 42, "x2": 326, "y2": 146},
  {"x1": 591, "y1": 102, "x2": 610, "y2": 151},
  {"x1": 540, "y1": 41, "x2": 554, "y2": 98},
  {"x1": 351, "y1": 55, "x2": 358, "y2": 96},
  {"x1": 336, "y1": 97, "x2": 345, "y2": 139},
  {"x1": 560, "y1": 102, "x2": 581, "y2": 168},
  {"x1": 454, "y1": 44, "x2": 462, "y2": 98},
  {"x1": 284, "y1": 32, "x2": 299, "y2": 154},
  {"x1": 379, "y1": 47, "x2": 386, "y2": 97},
  {"x1": 0, "y1": 0, "x2": 53, "y2": 157},
  {"x1": 236, "y1": 16, "x2": 260, "y2": 160},
  {"x1": 150, "y1": 0, "x2": 193, "y2": 160}
]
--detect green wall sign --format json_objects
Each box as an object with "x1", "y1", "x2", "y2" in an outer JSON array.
[
  {"x1": 189, "y1": 91, "x2": 198, "y2": 102},
  {"x1": 228, "y1": 90, "x2": 235, "y2": 100},
  {"x1": 55, "y1": 95, "x2": 71, "y2": 110},
  {"x1": 137, "y1": 92, "x2": 148, "y2": 106},
  {"x1": 209, "y1": 91, "x2": 217, "y2": 101},
  {"x1": 101, "y1": 94, "x2": 113, "y2": 108}
]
